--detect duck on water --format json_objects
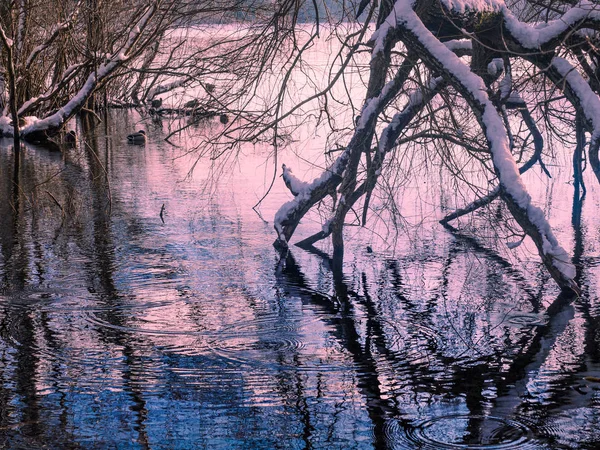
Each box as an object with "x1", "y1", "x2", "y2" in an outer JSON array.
[
  {"x1": 64, "y1": 130, "x2": 77, "y2": 146},
  {"x1": 127, "y1": 130, "x2": 146, "y2": 144}
]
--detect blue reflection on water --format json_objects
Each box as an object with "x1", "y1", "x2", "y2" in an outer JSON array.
[{"x1": 0, "y1": 110, "x2": 598, "y2": 448}]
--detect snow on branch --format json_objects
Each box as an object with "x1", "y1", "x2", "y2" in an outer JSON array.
[
  {"x1": 147, "y1": 78, "x2": 191, "y2": 99},
  {"x1": 441, "y1": 91, "x2": 549, "y2": 225},
  {"x1": 18, "y1": 63, "x2": 85, "y2": 117},
  {"x1": 440, "y1": 187, "x2": 500, "y2": 224},
  {"x1": 274, "y1": 165, "x2": 342, "y2": 246},
  {"x1": 379, "y1": 76, "x2": 444, "y2": 155},
  {"x1": 123, "y1": 5, "x2": 156, "y2": 51},
  {"x1": 550, "y1": 57, "x2": 600, "y2": 184},
  {"x1": 349, "y1": 76, "x2": 446, "y2": 228},
  {"x1": 369, "y1": 0, "x2": 411, "y2": 55},
  {"x1": 552, "y1": 57, "x2": 600, "y2": 131},
  {"x1": 444, "y1": 39, "x2": 473, "y2": 55},
  {"x1": 357, "y1": 57, "x2": 416, "y2": 132},
  {"x1": 502, "y1": 1, "x2": 600, "y2": 49},
  {"x1": 24, "y1": 1, "x2": 81, "y2": 68},
  {"x1": 21, "y1": 3, "x2": 158, "y2": 138},
  {"x1": 281, "y1": 164, "x2": 312, "y2": 196},
  {"x1": 274, "y1": 56, "x2": 414, "y2": 248},
  {"x1": 392, "y1": 0, "x2": 576, "y2": 287},
  {"x1": 441, "y1": 0, "x2": 503, "y2": 14}
]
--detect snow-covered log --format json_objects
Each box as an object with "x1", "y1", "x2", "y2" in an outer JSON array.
[{"x1": 19, "y1": 4, "x2": 158, "y2": 142}]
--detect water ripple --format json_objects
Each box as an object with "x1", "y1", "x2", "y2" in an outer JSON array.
[
  {"x1": 206, "y1": 314, "x2": 344, "y2": 371},
  {"x1": 384, "y1": 415, "x2": 543, "y2": 449},
  {"x1": 381, "y1": 318, "x2": 447, "y2": 362},
  {"x1": 507, "y1": 313, "x2": 547, "y2": 327}
]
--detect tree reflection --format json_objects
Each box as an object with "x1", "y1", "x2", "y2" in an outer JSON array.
[
  {"x1": 276, "y1": 221, "x2": 594, "y2": 447},
  {"x1": 276, "y1": 249, "x2": 403, "y2": 449}
]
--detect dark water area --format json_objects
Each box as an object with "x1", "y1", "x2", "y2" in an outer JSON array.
[{"x1": 0, "y1": 110, "x2": 599, "y2": 449}]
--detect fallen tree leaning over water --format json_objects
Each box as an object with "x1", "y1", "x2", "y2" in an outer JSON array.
[
  {"x1": 0, "y1": 0, "x2": 258, "y2": 148},
  {"x1": 255, "y1": 0, "x2": 600, "y2": 293}
]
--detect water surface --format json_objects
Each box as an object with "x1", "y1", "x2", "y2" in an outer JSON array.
[{"x1": 0, "y1": 110, "x2": 599, "y2": 449}]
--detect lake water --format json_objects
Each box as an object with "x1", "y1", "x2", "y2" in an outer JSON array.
[{"x1": 0, "y1": 108, "x2": 599, "y2": 449}]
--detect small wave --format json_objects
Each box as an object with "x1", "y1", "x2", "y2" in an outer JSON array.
[{"x1": 384, "y1": 414, "x2": 542, "y2": 449}]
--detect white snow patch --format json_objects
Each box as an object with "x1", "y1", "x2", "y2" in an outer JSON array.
[
  {"x1": 441, "y1": 0, "x2": 504, "y2": 13},
  {"x1": 499, "y1": 72, "x2": 512, "y2": 99},
  {"x1": 507, "y1": 90, "x2": 525, "y2": 105},
  {"x1": 18, "y1": 97, "x2": 39, "y2": 115},
  {"x1": 21, "y1": 116, "x2": 41, "y2": 128},
  {"x1": 444, "y1": 39, "x2": 472, "y2": 52},
  {"x1": 0, "y1": 116, "x2": 13, "y2": 135},
  {"x1": 282, "y1": 164, "x2": 311, "y2": 196},
  {"x1": 487, "y1": 58, "x2": 504, "y2": 76},
  {"x1": 357, "y1": 76, "x2": 399, "y2": 130},
  {"x1": 503, "y1": 1, "x2": 600, "y2": 49}
]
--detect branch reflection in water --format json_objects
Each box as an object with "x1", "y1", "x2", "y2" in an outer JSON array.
[{"x1": 0, "y1": 109, "x2": 598, "y2": 448}]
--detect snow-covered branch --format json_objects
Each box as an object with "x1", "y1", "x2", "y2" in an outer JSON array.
[
  {"x1": 21, "y1": 3, "x2": 158, "y2": 140},
  {"x1": 444, "y1": 39, "x2": 472, "y2": 56},
  {"x1": 502, "y1": 1, "x2": 600, "y2": 50},
  {"x1": 17, "y1": 63, "x2": 85, "y2": 117},
  {"x1": 394, "y1": 0, "x2": 577, "y2": 290},
  {"x1": 24, "y1": 2, "x2": 81, "y2": 69},
  {"x1": 274, "y1": 55, "x2": 414, "y2": 249},
  {"x1": 281, "y1": 164, "x2": 311, "y2": 197},
  {"x1": 147, "y1": 78, "x2": 191, "y2": 100}
]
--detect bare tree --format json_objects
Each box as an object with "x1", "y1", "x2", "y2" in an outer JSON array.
[{"x1": 0, "y1": 0, "x2": 258, "y2": 143}]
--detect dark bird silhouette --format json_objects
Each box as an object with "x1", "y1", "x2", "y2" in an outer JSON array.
[
  {"x1": 219, "y1": 114, "x2": 229, "y2": 124},
  {"x1": 64, "y1": 130, "x2": 77, "y2": 146},
  {"x1": 127, "y1": 130, "x2": 146, "y2": 144},
  {"x1": 151, "y1": 98, "x2": 162, "y2": 109}
]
